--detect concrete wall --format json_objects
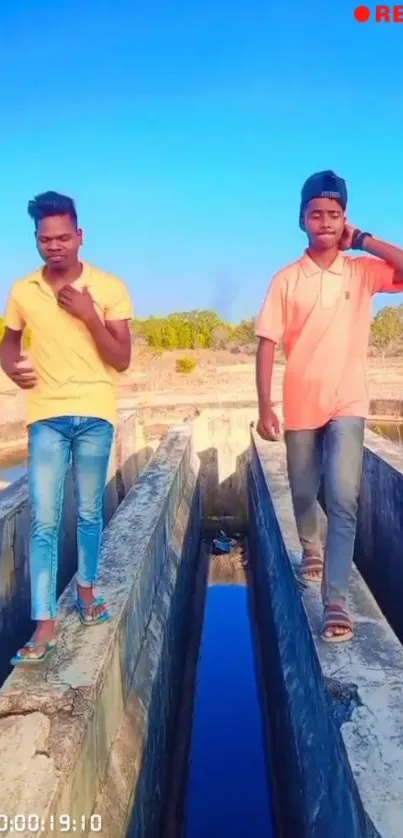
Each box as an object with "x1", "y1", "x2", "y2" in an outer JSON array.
[
  {"x1": 250, "y1": 429, "x2": 403, "y2": 838},
  {"x1": 192, "y1": 407, "x2": 255, "y2": 530},
  {"x1": 0, "y1": 425, "x2": 201, "y2": 838},
  {"x1": 317, "y1": 426, "x2": 403, "y2": 644},
  {"x1": 0, "y1": 410, "x2": 153, "y2": 685},
  {"x1": 354, "y1": 428, "x2": 403, "y2": 643}
]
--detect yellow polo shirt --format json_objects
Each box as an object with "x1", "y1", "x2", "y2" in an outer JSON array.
[{"x1": 5, "y1": 262, "x2": 134, "y2": 426}]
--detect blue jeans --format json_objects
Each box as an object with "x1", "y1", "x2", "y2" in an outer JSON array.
[
  {"x1": 28, "y1": 416, "x2": 115, "y2": 621},
  {"x1": 285, "y1": 417, "x2": 365, "y2": 608}
]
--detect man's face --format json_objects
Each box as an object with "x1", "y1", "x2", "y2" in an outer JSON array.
[
  {"x1": 36, "y1": 214, "x2": 82, "y2": 271},
  {"x1": 303, "y1": 197, "x2": 345, "y2": 250}
]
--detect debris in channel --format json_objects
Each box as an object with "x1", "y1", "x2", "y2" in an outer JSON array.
[
  {"x1": 212, "y1": 530, "x2": 237, "y2": 555},
  {"x1": 209, "y1": 531, "x2": 248, "y2": 585}
]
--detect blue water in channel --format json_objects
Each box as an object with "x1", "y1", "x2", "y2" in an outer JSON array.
[{"x1": 183, "y1": 583, "x2": 277, "y2": 838}]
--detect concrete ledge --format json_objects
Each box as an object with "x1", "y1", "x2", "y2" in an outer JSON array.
[
  {"x1": 249, "y1": 430, "x2": 403, "y2": 838},
  {"x1": 0, "y1": 425, "x2": 201, "y2": 837},
  {"x1": 0, "y1": 411, "x2": 153, "y2": 686},
  {"x1": 354, "y1": 428, "x2": 403, "y2": 644}
]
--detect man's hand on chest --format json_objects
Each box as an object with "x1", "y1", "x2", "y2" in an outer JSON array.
[{"x1": 57, "y1": 285, "x2": 98, "y2": 325}]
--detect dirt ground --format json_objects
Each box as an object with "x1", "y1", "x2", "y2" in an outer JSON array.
[{"x1": 1, "y1": 348, "x2": 403, "y2": 429}]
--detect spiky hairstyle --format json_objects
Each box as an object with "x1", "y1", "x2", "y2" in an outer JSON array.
[{"x1": 27, "y1": 191, "x2": 78, "y2": 228}]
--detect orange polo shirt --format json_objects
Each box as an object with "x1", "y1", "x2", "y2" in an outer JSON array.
[
  {"x1": 255, "y1": 252, "x2": 399, "y2": 430},
  {"x1": 5, "y1": 262, "x2": 133, "y2": 426}
]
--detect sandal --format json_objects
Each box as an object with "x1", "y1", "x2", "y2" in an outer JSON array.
[
  {"x1": 300, "y1": 553, "x2": 324, "y2": 583},
  {"x1": 321, "y1": 605, "x2": 353, "y2": 644},
  {"x1": 10, "y1": 639, "x2": 57, "y2": 667},
  {"x1": 75, "y1": 593, "x2": 110, "y2": 626}
]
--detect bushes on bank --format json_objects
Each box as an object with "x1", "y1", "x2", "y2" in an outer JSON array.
[{"x1": 176, "y1": 356, "x2": 197, "y2": 374}]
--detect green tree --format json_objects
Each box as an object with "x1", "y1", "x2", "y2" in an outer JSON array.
[
  {"x1": 160, "y1": 323, "x2": 177, "y2": 349},
  {"x1": 231, "y1": 318, "x2": 257, "y2": 348},
  {"x1": 176, "y1": 321, "x2": 192, "y2": 349},
  {"x1": 211, "y1": 324, "x2": 234, "y2": 349},
  {"x1": 370, "y1": 306, "x2": 403, "y2": 359}
]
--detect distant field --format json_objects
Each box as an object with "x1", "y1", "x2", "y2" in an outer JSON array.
[{"x1": 0, "y1": 349, "x2": 402, "y2": 429}]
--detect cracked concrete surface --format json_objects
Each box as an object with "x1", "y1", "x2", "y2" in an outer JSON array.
[
  {"x1": 0, "y1": 713, "x2": 59, "y2": 822},
  {"x1": 253, "y1": 430, "x2": 403, "y2": 838}
]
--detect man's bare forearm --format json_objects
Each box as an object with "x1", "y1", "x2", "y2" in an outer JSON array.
[
  {"x1": 256, "y1": 338, "x2": 276, "y2": 415},
  {"x1": 84, "y1": 316, "x2": 131, "y2": 371}
]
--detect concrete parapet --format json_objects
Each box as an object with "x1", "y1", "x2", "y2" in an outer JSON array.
[
  {"x1": 354, "y1": 428, "x2": 403, "y2": 644},
  {"x1": 249, "y1": 429, "x2": 403, "y2": 838},
  {"x1": 0, "y1": 425, "x2": 201, "y2": 837}
]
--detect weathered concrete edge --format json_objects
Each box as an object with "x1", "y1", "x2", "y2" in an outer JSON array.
[
  {"x1": 0, "y1": 426, "x2": 198, "y2": 834},
  {"x1": 99, "y1": 463, "x2": 201, "y2": 837},
  {"x1": 59, "y1": 453, "x2": 202, "y2": 837},
  {"x1": 249, "y1": 432, "x2": 382, "y2": 838},
  {"x1": 251, "y1": 429, "x2": 403, "y2": 838}
]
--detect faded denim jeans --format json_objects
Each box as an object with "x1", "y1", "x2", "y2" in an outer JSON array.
[
  {"x1": 285, "y1": 417, "x2": 365, "y2": 609},
  {"x1": 28, "y1": 416, "x2": 115, "y2": 621}
]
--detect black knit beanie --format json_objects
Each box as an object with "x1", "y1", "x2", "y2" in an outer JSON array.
[{"x1": 299, "y1": 170, "x2": 347, "y2": 230}]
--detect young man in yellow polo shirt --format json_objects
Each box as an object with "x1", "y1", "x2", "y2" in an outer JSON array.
[
  {"x1": 1, "y1": 191, "x2": 133, "y2": 666},
  {"x1": 255, "y1": 171, "x2": 403, "y2": 643}
]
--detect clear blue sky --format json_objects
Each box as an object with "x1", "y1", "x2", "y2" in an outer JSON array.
[{"x1": 1, "y1": 0, "x2": 402, "y2": 321}]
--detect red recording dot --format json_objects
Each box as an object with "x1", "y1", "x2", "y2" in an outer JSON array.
[{"x1": 354, "y1": 5, "x2": 371, "y2": 21}]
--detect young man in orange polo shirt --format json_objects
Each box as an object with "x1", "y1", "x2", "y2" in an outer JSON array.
[
  {"x1": 1, "y1": 191, "x2": 133, "y2": 666},
  {"x1": 255, "y1": 170, "x2": 403, "y2": 642}
]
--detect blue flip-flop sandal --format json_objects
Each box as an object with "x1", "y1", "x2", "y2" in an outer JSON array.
[
  {"x1": 75, "y1": 594, "x2": 111, "y2": 626},
  {"x1": 10, "y1": 639, "x2": 57, "y2": 667}
]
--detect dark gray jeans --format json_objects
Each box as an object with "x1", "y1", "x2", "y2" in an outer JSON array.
[{"x1": 285, "y1": 417, "x2": 365, "y2": 609}]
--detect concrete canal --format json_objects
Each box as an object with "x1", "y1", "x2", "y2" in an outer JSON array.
[
  {"x1": 0, "y1": 409, "x2": 402, "y2": 837},
  {"x1": 162, "y1": 538, "x2": 278, "y2": 838}
]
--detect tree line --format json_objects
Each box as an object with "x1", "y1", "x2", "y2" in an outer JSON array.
[
  {"x1": 0, "y1": 305, "x2": 402, "y2": 356},
  {"x1": 133, "y1": 310, "x2": 256, "y2": 350},
  {"x1": 0, "y1": 310, "x2": 256, "y2": 352}
]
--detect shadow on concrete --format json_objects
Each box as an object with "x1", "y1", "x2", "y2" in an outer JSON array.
[
  {"x1": 319, "y1": 448, "x2": 403, "y2": 646},
  {"x1": 197, "y1": 447, "x2": 249, "y2": 534},
  {"x1": 125, "y1": 484, "x2": 203, "y2": 838},
  {"x1": 354, "y1": 448, "x2": 403, "y2": 644}
]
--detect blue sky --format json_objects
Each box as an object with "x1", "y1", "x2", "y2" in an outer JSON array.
[{"x1": 1, "y1": 0, "x2": 402, "y2": 321}]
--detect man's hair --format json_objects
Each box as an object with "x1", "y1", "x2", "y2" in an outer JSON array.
[{"x1": 27, "y1": 191, "x2": 78, "y2": 229}]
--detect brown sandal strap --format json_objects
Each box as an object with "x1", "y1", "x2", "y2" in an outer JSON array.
[
  {"x1": 322, "y1": 606, "x2": 352, "y2": 632},
  {"x1": 301, "y1": 555, "x2": 323, "y2": 574}
]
